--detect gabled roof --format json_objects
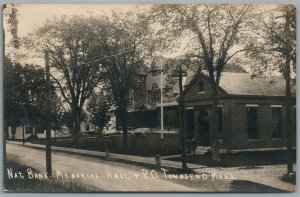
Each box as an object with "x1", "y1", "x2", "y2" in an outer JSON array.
[
  {"x1": 183, "y1": 76, "x2": 194, "y2": 88},
  {"x1": 200, "y1": 71, "x2": 296, "y2": 97}
]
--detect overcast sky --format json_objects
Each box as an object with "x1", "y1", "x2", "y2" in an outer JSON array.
[
  {"x1": 4, "y1": 4, "x2": 152, "y2": 65},
  {"x1": 4, "y1": 4, "x2": 281, "y2": 66},
  {"x1": 14, "y1": 4, "x2": 151, "y2": 37}
]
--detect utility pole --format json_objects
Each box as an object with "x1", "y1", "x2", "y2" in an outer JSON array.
[
  {"x1": 178, "y1": 64, "x2": 187, "y2": 170},
  {"x1": 284, "y1": 7, "x2": 293, "y2": 175},
  {"x1": 160, "y1": 57, "x2": 164, "y2": 140},
  {"x1": 160, "y1": 57, "x2": 166, "y2": 154},
  {"x1": 22, "y1": 120, "x2": 25, "y2": 145},
  {"x1": 45, "y1": 51, "x2": 52, "y2": 178}
]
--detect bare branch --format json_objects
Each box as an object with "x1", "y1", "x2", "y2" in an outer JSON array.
[{"x1": 50, "y1": 74, "x2": 72, "y2": 107}]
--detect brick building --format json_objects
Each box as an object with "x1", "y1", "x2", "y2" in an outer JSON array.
[{"x1": 182, "y1": 71, "x2": 296, "y2": 150}]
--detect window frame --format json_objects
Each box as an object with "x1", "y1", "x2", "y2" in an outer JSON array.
[
  {"x1": 246, "y1": 105, "x2": 258, "y2": 140},
  {"x1": 271, "y1": 106, "x2": 282, "y2": 139},
  {"x1": 148, "y1": 83, "x2": 161, "y2": 103}
]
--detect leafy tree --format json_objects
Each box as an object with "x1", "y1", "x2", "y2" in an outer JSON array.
[
  {"x1": 3, "y1": 60, "x2": 59, "y2": 136},
  {"x1": 3, "y1": 4, "x2": 20, "y2": 161},
  {"x1": 51, "y1": 96, "x2": 67, "y2": 132},
  {"x1": 3, "y1": 4, "x2": 20, "y2": 49},
  {"x1": 96, "y1": 11, "x2": 155, "y2": 153},
  {"x1": 60, "y1": 110, "x2": 86, "y2": 131},
  {"x1": 245, "y1": 5, "x2": 296, "y2": 174},
  {"x1": 61, "y1": 111, "x2": 74, "y2": 131},
  {"x1": 87, "y1": 92, "x2": 111, "y2": 133},
  {"x1": 152, "y1": 4, "x2": 254, "y2": 161},
  {"x1": 3, "y1": 58, "x2": 23, "y2": 138},
  {"x1": 28, "y1": 15, "x2": 105, "y2": 144},
  {"x1": 246, "y1": 5, "x2": 296, "y2": 80}
]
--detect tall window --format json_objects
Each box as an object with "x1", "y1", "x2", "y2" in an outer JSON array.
[
  {"x1": 272, "y1": 107, "x2": 282, "y2": 138},
  {"x1": 148, "y1": 83, "x2": 160, "y2": 103},
  {"x1": 198, "y1": 79, "x2": 204, "y2": 93},
  {"x1": 247, "y1": 107, "x2": 258, "y2": 139}
]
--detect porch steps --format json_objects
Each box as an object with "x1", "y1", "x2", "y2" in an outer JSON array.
[{"x1": 195, "y1": 146, "x2": 211, "y2": 155}]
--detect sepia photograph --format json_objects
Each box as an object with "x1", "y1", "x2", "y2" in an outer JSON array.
[{"x1": 2, "y1": 3, "x2": 296, "y2": 192}]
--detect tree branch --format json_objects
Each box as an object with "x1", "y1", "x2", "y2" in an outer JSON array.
[
  {"x1": 50, "y1": 74, "x2": 72, "y2": 107},
  {"x1": 224, "y1": 48, "x2": 248, "y2": 64}
]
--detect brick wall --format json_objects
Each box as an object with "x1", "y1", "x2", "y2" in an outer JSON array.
[
  {"x1": 184, "y1": 97, "x2": 296, "y2": 150},
  {"x1": 221, "y1": 98, "x2": 296, "y2": 150}
]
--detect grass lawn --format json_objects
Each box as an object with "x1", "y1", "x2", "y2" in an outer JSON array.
[
  {"x1": 4, "y1": 160, "x2": 100, "y2": 192},
  {"x1": 32, "y1": 133, "x2": 182, "y2": 156},
  {"x1": 169, "y1": 150, "x2": 296, "y2": 167}
]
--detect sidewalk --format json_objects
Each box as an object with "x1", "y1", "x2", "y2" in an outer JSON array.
[
  {"x1": 6, "y1": 140, "x2": 205, "y2": 172},
  {"x1": 6, "y1": 140, "x2": 295, "y2": 192}
]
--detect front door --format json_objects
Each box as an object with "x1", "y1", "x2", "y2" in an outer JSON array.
[
  {"x1": 186, "y1": 109, "x2": 194, "y2": 139},
  {"x1": 198, "y1": 110, "x2": 209, "y2": 146}
]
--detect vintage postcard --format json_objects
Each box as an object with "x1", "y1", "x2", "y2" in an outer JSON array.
[{"x1": 3, "y1": 3, "x2": 296, "y2": 192}]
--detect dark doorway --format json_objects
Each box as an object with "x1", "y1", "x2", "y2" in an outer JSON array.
[
  {"x1": 186, "y1": 109, "x2": 194, "y2": 139},
  {"x1": 198, "y1": 110, "x2": 209, "y2": 146}
]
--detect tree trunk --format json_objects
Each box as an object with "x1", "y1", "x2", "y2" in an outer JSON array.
[
  {"x1": 211, "y1": 83, "x2": 220, "y2": 162},
  {"x1": 5, "y1": 125, "x2": 9, "y2": 140},
  {"x1": 285, "y1": 9, "x2": 293, "y2": 174},
  {"x1": 121, "y1": 98, "x2": 128, "y2": 154},
  {"x1": 12, "y1": 126, "x2": 16, "y2": 139},
  {"x1": 73, "y1": 107, "x2": 81, "y2": 146},
  {"x1": 45, "y1": 50, "x2": 52, "y2": 178},
  {"x1": 285, "y1": 70, "x2": 293, "y2": 174}
]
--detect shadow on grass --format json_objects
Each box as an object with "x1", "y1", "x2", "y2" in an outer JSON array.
[
  {"x1": 32, "y1": 133, "x2": 182, "y2": 156},
  {"x1": 229, "y1": 180, "x2": 288, "y2": 192},
  {"x1": 4, "y1": 160, "x2": 99, "y2": 192}
]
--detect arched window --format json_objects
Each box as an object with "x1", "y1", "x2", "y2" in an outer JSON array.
[
  {"x1": 198, "y1": 79, "x2": 204, "y2": 93},
  {"x1": 148, "y1": 83, "x2": 160, "y2": 103},
  {"x1": 152, "y1": 83, "x2": 159, "y2": 90}
]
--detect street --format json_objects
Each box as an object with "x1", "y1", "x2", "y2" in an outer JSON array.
[
  {"x1": 6, "y1": 143, "x2": 198, "y2": 192},
  {"x1": 5, "y1": 143, "x2": 294, "y2": 192}
]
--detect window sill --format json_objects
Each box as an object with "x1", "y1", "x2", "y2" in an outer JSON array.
[{"x1": 198, "y1": 91, "x2": 205, "y2": 94}]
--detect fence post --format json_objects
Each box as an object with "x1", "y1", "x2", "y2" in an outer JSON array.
[
  {"x1": 155, "y1": 154, "x2": 161, "y2": 170},
  {"x1": 105, "y1": 148, "x2": 110, "y2": 159}
]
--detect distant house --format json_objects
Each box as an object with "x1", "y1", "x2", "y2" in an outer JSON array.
[
  {"x1": 182, "y1": 71, "x2": 296, "y2": 149},
  {"x1": 121, "y1": 57, "x2": 194, "y2": 133},
  {"x1": 80, "y1": 122, "x2": 95, "y2": 132},
  {"x1": 8, "y1": 125, "x2": 56, "y2": 140}
]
